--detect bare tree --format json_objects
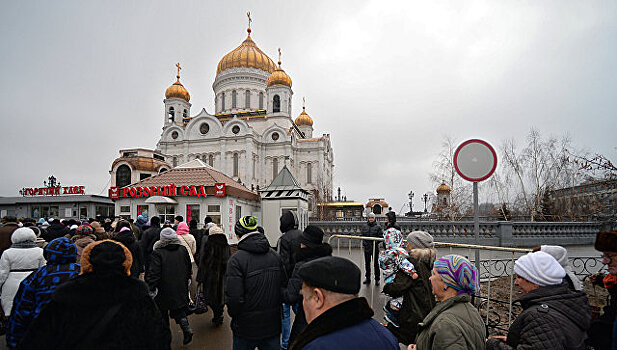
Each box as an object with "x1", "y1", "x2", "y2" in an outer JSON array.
[{"x1": 430, "y1": 136, "x2": 471, "y2": 220}]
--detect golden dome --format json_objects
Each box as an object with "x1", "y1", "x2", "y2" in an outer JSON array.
[
  {"x1": 295, "y1": 106, "x2": 313, "y2": 126},
  {"x1": 216, "y1": 27, "x2": 277, "y2": 75},
  {"x1": 266, "y1": 49, "x2": 292, "y2": 87},
  {"x1": 165, "y1": 64, "x2": 190, "y2": 102},
  {"x1": 437, "y1": 181, "x2": 451, "y2": 193}
]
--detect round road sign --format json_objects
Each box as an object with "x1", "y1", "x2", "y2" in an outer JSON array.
[{"x1": 453, "y1": 139, "x2": 497, "y2": 182}]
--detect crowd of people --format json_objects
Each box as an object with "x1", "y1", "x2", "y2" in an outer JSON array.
[{"x1": 0, "y1": 213, "x2": 614, "y2": 349}]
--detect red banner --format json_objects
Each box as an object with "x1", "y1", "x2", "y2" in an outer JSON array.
[
  {"x1": 214, "y1": 183, "x2": 226, "y2": 197},
  {"x1": 23, "y1": 186, "x2": 85, "y2": 196},
  {"x1": 109, "y1": 184, "x2": 208, "y2": 199}
]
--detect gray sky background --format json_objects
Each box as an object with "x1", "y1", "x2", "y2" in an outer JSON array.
[{"x1": 1, "y1": 1, "x2": 616, "y2": 213}]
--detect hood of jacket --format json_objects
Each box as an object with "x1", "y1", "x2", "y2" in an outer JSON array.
[
  {"x1": 237, "y1": 231, "x2": 271, "y2": 254},
  {"x1": 52, "y1": 271, "x2": 149, "y2": 306},
  {"x1": 11, "y1": 227, "x2": 37, "y2": 244},
  {"x1": 280, "y1": 211, "x2": 299, "y2": 233},
  {"x1": 516, "y1": 282, "x2": 591, "y2": 331},
  {"x1": 384, "y1": 227, "x2": 404, "y2": 250},
  {"x1": 44, "y1": 237, "x2": 77, "y2": 264},
  {"x1": 114, "y1": 230, "x2": 136, "y2": 247},
  {"x1": 176, "y1": 222, "x2": 190, "y2": 235},
  {"x1": 296, "y1": 243, "x2": 333, "y2": 262},
  {"x1": 153, "y1": 237, "x2": 182, "y2": 250}
]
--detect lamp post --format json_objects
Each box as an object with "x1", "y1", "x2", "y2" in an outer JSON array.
[
  {"x1": 423, "y1": 193, "x2": 429, "y2": 213},
  {"x1": 408, "y1": 190, "x2": 414, "y2": 214}
]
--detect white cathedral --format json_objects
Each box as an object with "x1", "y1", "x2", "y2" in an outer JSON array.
[{"x1": 118, "y1": 18, "x2": 335, "y2": 210}]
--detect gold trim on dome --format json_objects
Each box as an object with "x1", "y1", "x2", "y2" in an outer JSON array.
[
  {"x1": 165, "y1": 63, "x2": 190, "y2": 102},
  {"x1": 216, "y1": 18, "x2": 277, "y2": 75}
]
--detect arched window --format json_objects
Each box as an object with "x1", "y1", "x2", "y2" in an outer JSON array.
[
  {"x1": 232, "y1": 90, "x2": 237, "y2": 108},
  {"x1": 172, "y1": 157, "x2": 178, "y2": 167},
  {"x1": 245, "y1": 90, "x2": 251, "y2": 108},
  {"x1": 273, "y1": 95, "x2": 280, "y2": 113},
  {"x1": 203, "y1": 154, "x2": 208, "y2": 163},
  {"x1": 259, "y1": 92, "x2": 264, "y2": 109},
  {"x1": 221, "y1": 92, "x2": 225, "y2": 111},
  {"x1": 307, "y1": 163, "x2": 312, "y2": 184},
  {"x1": 116, "y1": 164, "x2": 131, "y2": 188},
  {"x1": 183, "y1": 109, "x2": 188, "y2": 118},
  {"x1": 168, "y1": 107, "x2": 175, "y2": 123},
  {"x1": 252, "y1": 157, "x2": 256, "y2": 179},
  {"x1": 233, "y1": 153, "x2": 239, "y2": 177},
  {"x1": 208, "y1": 154, "x2": 214, "y2": 166},
  {"x1": 273, "y1": 158, "x2": 279, "y2": 179}
]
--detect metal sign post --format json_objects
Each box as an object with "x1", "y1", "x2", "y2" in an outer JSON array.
[{"x1": 453, "y1": 139, "x2": 498, "y2": 276}]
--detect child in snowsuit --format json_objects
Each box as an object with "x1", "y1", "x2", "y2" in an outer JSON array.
[{"x1": 379, "y1": 227, "x2": 418, "y2": 327}]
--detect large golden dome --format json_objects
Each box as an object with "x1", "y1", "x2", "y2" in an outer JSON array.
[
  {"x1": 295, "y1": 106, "x2": 313, "y2": 126},
  {"x1": 216, "y1": 27, "x2": 277, "y2": 75}
]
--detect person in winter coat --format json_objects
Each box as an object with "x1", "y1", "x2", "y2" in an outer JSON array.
[
  {"x1": 277, "y1": 210, "x2": 303, "y2": 350},
  {"x1": 147, "y1": 228, "x2": 193, "y2": 346},
  {"x1": 0, "y1": 228, "x2": 46, "y2": 318},
  {"x1": 226, "y1": 216, "x2": 284, "y2": 349},
  {"x1": 383, "y1": 231, "x2": 436, "y2": 345},
  {"x1": 385, "y1": 211, "x2": 401, "y2": 231},
  {"x1": 486, "y1": 251, "x2": 591, "y2": 350},
  {"x1": 41, "y1": 219, "x2": 69, "y2": 242},
  {"x1": 588, "y1": 230, "x2": 617, "y2": 350},
  {"x1": 195, "y1": 225, "x2": 230, "y2": 326},
  {"x1": 281, "y1": 225, "x2": 332, "y2": 346},
  {"x1": 0, "y1": 217, "x2": 20, "y2": 256},
  {"x1": 290, "y1": 256, "x2": 398, "y2": 350},
  {"x1": 532, "y1": 245, "x2": 583, "y2": 291},
  {"x1": 412, "y1": 254, "x2": 485, "y2": 350},
  {"x1": 70, "y1": 224, "x2": 97, "y2": 260},
  {"x1": 6, "y1": 237, "x2": 80, "y2": 348},
  {"x1": 135, "y1": 214, "x2": 148, "y2": 233},
  {"x1": 113, "y1": 227, "x2": 144, "y2": 278},
  {"x1": 21, "y1": 219, "x2": 46, "y2": 249},
  {"x1": 176, "y1": 221, "x2": 197, "y2": 264},
  {"x1": 90, "y1": 221, "x2": 108, "y2": 241},
  {"x1": 196, "y1": 216, "x2": 215, "y2": 261},
  {"x1": 18, "y1": 240, "x2": 167, "y2": 350},
  {"x1": 360, "y1": 213, "x2": 382, "y2": 285},
  {"x1": 140, "y1": 216, "x2": 162, "y2": 279},
  {"x1": 188, "y1": 219, "x2": 201, "y2": 261}
]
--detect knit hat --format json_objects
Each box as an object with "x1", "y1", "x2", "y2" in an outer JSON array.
[
  {"x1": 76, "y1": 224, "x2": 94, "y2": 235},
  {"x1": 176, "y1": 222, "x2": 190, "y2": 235},
  {"x1": 80, "y1": 240, "x2": 132, "y2": 275},
  {"x1": 434, "y1": 254, "x2": 478, "y2": 295},
  {"x1": 301, "y1": 225, "x2": 324, "y2": 248},
  {"x1": 298, "y1": 256, "x2": 360, "y2": 294},
  {"x1": 235, "y1": 216, "x2": 258, "y2": 237},
  {"x1": 406, "y1": 231, "x2": 434, "y2": 249},
  {"x1": 44, "y1": 237, "x2": 77, "y2": 264},
  {"x1": 209, "y1": 225, "x2": 224, "y2": 235},
  {"x1": 595, "y1": 230, "x2": 617, "y2": 252},
  {"x1": 11, "y1": 227, "x2": 37, "y2": 244},
  {"x1": 368, "y1": 212, "x2": 376, "y2": 219},
  {"x1": 514, "y1": 251, "x2": 566, "y2": 287},
  {"x1": 160, "y1": 227, "x2": 178, "y2": 240},
  {"x1": 539, "y1": 245, "x2": 583, "y2": 291}
]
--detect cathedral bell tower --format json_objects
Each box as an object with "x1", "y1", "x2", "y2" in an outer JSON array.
[
  {"x1": 163, "y1": 63, "x2": 191, "y2": 127},
  {"x1": 266, "y1": 49, "x2": 293, "y2": 117},
  {"x1": 295, "y1": 98, "x2": 314, "y2": 138}
]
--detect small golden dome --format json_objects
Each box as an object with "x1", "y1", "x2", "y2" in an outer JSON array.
[
  {"x1": 165, "y1": 63, "x2": 190, "y2": 102},
  {"x1": 267, "y1": 49, "x2": 292, "y2": 87},
  {"x1": 437, "y1": 181, "x2": 451, "y2": 193},
  {"x1": 295, "y1": 106, "x2": 313, "y2": 126},
  {"x1": 216, "y1": 27, "x2": 277, "y2": 75}
]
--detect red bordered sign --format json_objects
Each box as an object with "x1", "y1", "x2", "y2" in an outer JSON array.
[
  {"x1": 214, "y1": 183, "x2": 226, "y2": 197},
  {"x1": 453, "y1": 139, "x2": 497, "y2": 182}
]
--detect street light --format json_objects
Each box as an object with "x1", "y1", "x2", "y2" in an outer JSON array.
[
  {"x1": 408, "y1": 190, "x2": 414, "y2": 213},
  {"x1": 423, "y1": 193, "x2": 429, "y2": 213}
]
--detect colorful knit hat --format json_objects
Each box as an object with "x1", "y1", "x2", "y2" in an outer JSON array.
[
  {"x1": 434, "y1": 254, "x2": 478, "y2": 295},
  {"x1": 235, "y1": 216, "x2": 258, "y2": 237},
  {"x1": 76, "y1": 224, "x2": 93, "y2": 235}
]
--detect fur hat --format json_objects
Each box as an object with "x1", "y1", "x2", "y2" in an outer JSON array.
[
  {"x1": 595, "y1": 230, "x2": 617, "y2": 252},
  {"x1": 80, "y1": 240, "x2": 132, "y2": 276}
]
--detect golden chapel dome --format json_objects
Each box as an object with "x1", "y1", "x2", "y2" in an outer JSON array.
[
  {"x1": 295, "y1": 106, "x2": 313, "y2": 127},
  {"x1": 165, "y1": 63, "x2": 190, "y2": 102},
  {"x1": 216, "y1": 26, "x2": 277, "y2": 75},
  {"x1": 436, "y1": 181, "x2": 451, "y2": 193},
  {"x1": 266, "y1": 49, "x2": 292, "y2": 88}
]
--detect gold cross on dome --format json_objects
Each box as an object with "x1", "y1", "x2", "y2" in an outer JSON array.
[
  {"x1": 176, "y1": 63, "x2": 182, "y2": 79},
  {"x1": 278, "y1": 48, "x2": 282, "y2": 66},
  {"x1": 247, "y1": 12, "x2": 252, "y2": 30},
  {"x1": 303, "y1": 97, "x2": 306, "y2": 109}
]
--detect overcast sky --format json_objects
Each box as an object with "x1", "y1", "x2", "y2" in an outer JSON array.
[{"x1": 1, "y1": 1, "x2": 615, "y2": 213}]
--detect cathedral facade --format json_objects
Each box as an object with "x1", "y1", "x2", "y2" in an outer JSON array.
[{"x1": 155, "y1": 19, "x2": 334, "y2": 210}]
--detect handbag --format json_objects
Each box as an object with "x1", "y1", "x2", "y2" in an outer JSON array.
[{"x1": 194, "y1": 283, "x2": 209, "y2": 314}]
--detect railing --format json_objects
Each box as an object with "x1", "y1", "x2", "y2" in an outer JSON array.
[{"x1": 326, "y1": 234, "x2": 604, "y2": 333}]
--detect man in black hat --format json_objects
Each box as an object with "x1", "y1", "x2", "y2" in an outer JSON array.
[
  {"x1": 290, "y1": 256, "x2": 398, "y2": 350},
  {"x1": 588, "y1": 230, "x2": 617, "y2": 350}
]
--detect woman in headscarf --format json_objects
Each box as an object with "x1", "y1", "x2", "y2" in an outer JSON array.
[
  {"x1": 411, "y1": 254, "x2": 486, "y2": 350},
  {"x1": 0, "y1": 227, "x2": 45, "y2": 318}
]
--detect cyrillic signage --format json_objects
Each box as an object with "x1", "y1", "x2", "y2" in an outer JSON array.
[
  {"x1": 22, "y1": 186, "x2": 85, "y2": 196},
  {"x1": 109, "y1": 184, "x2": 207, "y2": 199}
]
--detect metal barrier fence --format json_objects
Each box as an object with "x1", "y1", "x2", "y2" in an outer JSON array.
[{"x1": 327, "y1": 234, "x2": 605, "y2": 333}]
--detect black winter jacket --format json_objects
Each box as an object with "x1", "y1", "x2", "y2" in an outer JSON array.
[
  {"x1": 147, "y1": 240, "x2": 192, "y2": 311},
  {"x1": 113, "y1": 230, "x2": 144, "y2": 278},
  {"x1": 17, "y1": 271, "x2": 167, "y2": 350},
  {"x1": 226, "y1": 232, "x2": 284, "y2": 340},
  {"x1": 382, "y1": 257, "x2": 435, "y2": 345},
  {"x1": 281, "y1": 243, "x2": 333, "y2": 345},
  {"x1": 486, "y1": 282, "x2": 591, "y2": 350},
  {"x1": 140, "y1": 226, "x2": 161, "y2": 273},
  {"x1": 278, "y1": 211, "x2": 303, "y2": 277},
  {"x1": 361, "y1": 221, "x2": 382, "y2": 251}
]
